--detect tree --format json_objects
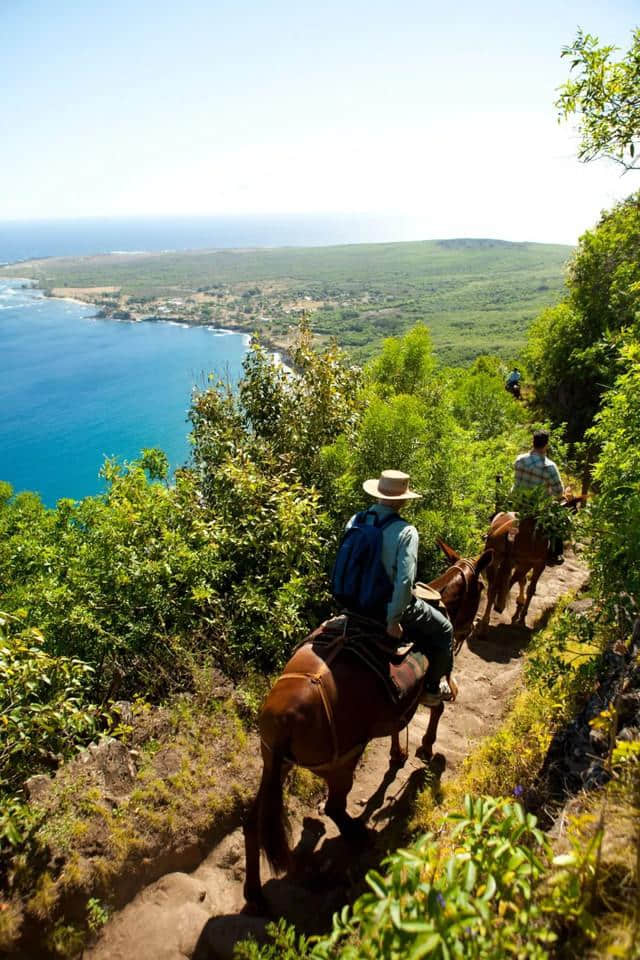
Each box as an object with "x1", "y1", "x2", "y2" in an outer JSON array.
[
  {"x1": 556, "y1": 28, "x2": 640, "y2": 171},
  {"x1": 526, "y1": 192, "x2": 640, "y2": 442},
  {"x1": 586, "y1": 325, "x2": 640, "y2": 609}
]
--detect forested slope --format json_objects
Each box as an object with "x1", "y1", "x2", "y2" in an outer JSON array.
[{"x1": 1, "y1": 238, "x2": 571, "y2": 364}]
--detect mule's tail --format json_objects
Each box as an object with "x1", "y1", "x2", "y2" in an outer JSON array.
[{"x1": 258, "y1": 745, "x2": 290, "y2": 874}]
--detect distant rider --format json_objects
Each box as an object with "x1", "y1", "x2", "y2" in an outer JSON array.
[
  {"x1": 513, "y1": 430, "x2": 566, "y2": 565},
  {"x1": 505, "y1": 367, "x2": 522, "y2": 398},
  {"x1": 341, "y1": 470, "x2": 454, "y2": 705}
]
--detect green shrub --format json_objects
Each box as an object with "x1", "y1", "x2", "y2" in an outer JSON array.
[
  {"x1": 451, "y1": 368, "x2": 522, "y2": 442},
  {"x1": 586, "y1": 328, "x2": 640, "y2": 609},
  {"x1": 0, "y1": 612, "x2": 99, "y2": 872},
  {"x1": 526, "y1": 192, "x2": 640, "y2": 442},
  {"x1": 0, "y1": 612, "x2": 98, "y2": 794},
  {"x1": 0, "y1": 445, "x2": 327, "y2": 696},
  {"x1": 238, "y1": 796, "x2": 600, "y2": 960}
]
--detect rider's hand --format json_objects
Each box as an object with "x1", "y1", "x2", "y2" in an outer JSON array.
[{"x1": 387, "y1": 622, "x2": 403, "y2": 640}]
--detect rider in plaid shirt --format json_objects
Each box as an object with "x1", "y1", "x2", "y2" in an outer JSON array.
[
  {"x1": 514, "y1": 430, "x2": 566, "y2": 562},
  {"x1": 514, "y1": 443, "x2": 563, "y2": 496}
]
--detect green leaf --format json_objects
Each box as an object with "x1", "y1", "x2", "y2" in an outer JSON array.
[
  {"x1": 482, "y1": 874, "x2": 497, "y2": 901},
  {"x1": 408, "y1": 932, "x2": 442, "y2": 959},
  {"x1": 366, "y1": 871, "x2": 387, "y2": 898},
  {"x1": 552, "y1": 853, "x2": 577, "y2": 867},
  {"x1": 462, "y1": 859, "x2": 477, "y2": 891}
]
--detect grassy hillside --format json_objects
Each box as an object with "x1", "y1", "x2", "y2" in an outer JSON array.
[{"x1": 1, "y1": 237, "x2": 571, "y2": 364}]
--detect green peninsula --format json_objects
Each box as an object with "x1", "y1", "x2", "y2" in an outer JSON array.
[{"x1": 1, "y1": 237, "x2": 572, "y2": 364}]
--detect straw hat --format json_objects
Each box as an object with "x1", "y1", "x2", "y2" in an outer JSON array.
[
  {"x1": 362, "y1": 470, "x2": 422, "y2": 501},
  {"x1": 413, "y1": 582, "x2": 442, "y2": 602}
]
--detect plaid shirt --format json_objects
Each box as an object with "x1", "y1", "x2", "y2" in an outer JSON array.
[{"x1": 514, "y1": 451, "x2": 563, "y2": 497}]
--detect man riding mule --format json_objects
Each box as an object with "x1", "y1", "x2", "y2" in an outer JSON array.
[
  {"x1": 505, "y1": 367, "x2": 522, "y2": 399},
  {"x1": 243, "y1": 473, "x2": 492, "y2": 907},
  {"x1": 514, "y1": 430, "x2": 566, "y2": 565},
  {"x1": 479, "y1": 431, "x2": 580, "y2": 631},
  {"x1": 334, "y1": 470, "x2": 455, "y2": 706}
]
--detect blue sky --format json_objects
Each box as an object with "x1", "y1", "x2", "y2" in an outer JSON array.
[{"x1": 2, "y1": 0, "x2": 638, "y2": 242}]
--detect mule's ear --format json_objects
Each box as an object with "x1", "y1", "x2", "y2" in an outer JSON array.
[
  {"x1": 476, "y1": 549, "x2": 494, "y2": 574},
  {"x1": 437, "y1": 537, "x2": 461, "y2": 562}
]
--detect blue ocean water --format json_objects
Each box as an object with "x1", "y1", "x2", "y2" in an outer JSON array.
[
  {"x1": 0, "y1": 214, "x2": 424, "y2": 506},
  {"x1": 0, "y1": 213, "x2": 423, "y2": 264},
  {"x1": 0, "y1": 279, "x2": 248, "y2": 506}
]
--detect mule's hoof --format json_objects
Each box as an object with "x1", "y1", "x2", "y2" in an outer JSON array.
[
  {"x1": 415, "y1": 744, "x2": 433, "y2": 763},
  {"x1": 389, "y1": 750, "x2": 408, "y2": 769},
  {"x1": 243, "y1": 889, "x2": 269, "y2": 916}
]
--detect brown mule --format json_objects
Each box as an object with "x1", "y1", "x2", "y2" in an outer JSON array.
[
  {"x1": 243, "y1": 544, "x2": 493, "y2": 908},
  {"x1": 478, "y1": 495, "x2": 586, "y2": 631}
]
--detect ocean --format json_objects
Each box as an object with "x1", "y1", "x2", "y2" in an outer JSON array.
[
  {"x1": 0, "y1": 279, "x2": 248, "y2": 506},
  {"x1": 0, "y1": 213, "x2": 422, "y2": 264},
  {"x1": 0, "y1": 214, "x2": 420, "y2": 506}
]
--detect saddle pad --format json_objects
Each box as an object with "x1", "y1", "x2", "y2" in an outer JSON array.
[
  {"x1": 306, "y1": 615, "x2": 428, "y2": 704},
  {"x1": 388, "y1": 648, "x2": 429, "y2": 701}
]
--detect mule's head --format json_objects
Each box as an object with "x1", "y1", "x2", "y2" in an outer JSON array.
[
  {"x1": 487, "y1": 547, "x2": 513, "y2": 614},
  {"x1": 454, "y1": 549, "x2": 493, "y2": 634},
  {"x1": 436, "y1": 537, "x2": 461, "y2": 565}
]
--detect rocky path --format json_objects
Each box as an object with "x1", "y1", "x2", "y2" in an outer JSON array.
[{"x1": 85, "y1": 552, "x2": 588, "y2": 960}]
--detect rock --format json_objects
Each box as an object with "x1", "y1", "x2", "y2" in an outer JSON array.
[
  {"x1": 618, "y1": 691, "x2": 640, "y2": 727},
  {"x1": 567, "y1": 598, "x2": 594, "y2": 615},
  {"x1": 153, "y1": 746, "x2": 182, "y2": 778},
  {"x1": 113, "y1": 700, "x2": 134, "y2": 725},
  {"x1": 617, "y1": 726, "x2": 640, "y2": 742},
  {"x1": 25, "y1": 773, "x2": 52, "y2": 803},
  {"x1": 87, "y1": 900, "x2": 211, "y2": 960},
  {"x1": 140, "y1": 872, "x2": 208, "y2": 909},
  {"x1": 210, "y1": 668, "x2": 235, "y2": 700},
  {"x1": 193, "y1": 866, "x2": 245, "y2": 916},
  {"x1": 206, "y1": 833, "x2": 243, "y2": 870},
  {"x1": 78, "y1": 738, "x2": 137, "y2": 796}
]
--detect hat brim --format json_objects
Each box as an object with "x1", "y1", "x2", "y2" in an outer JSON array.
[
  {"x1": 413, "y1": 582, "x2": 442, "y2": 602},
  {"x1": 362, "y1": 479, "x2": 422, "y2": 500}
]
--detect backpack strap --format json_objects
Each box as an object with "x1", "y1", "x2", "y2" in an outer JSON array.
[
  {"x1": 378, "y1": 511, "x2": 404, "y2": 531},
  {"x1": 355, "y1": 509, "x2": 404, "y2": 531}
]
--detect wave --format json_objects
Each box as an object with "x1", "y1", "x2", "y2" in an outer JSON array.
[{"x1": 206, "y1": 326, "x2": 237, "y2": 336}]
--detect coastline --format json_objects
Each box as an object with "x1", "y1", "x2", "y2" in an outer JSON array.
[
  {"x1": 45, "y1": 287, "x2": 298, "y2": 369},
  {"x1": 3, "y1": 275, "x2": 296, "y2": 370}
]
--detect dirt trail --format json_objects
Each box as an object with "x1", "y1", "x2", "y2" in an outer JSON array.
[{"x1": 85, "y1": 552, "x2": 588, "y2": 960}]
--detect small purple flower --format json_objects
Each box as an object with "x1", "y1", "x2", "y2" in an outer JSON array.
[
  {"x1": 513, "y1": 785, "x2": 524, "y2": 798},
  {"x1": 436, "y1": 893, "x2": 446, "y2": 908}
]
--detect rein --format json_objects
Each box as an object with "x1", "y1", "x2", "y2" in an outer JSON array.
[{"x1": 438, "y1": 556, "x2": 477, "y2": 596}]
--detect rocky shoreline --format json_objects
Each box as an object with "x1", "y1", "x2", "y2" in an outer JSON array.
[{"x1": 48, "y1": 291, "x2": 298, "y2": 370}]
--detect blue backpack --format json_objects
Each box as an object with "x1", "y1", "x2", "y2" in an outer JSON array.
[{"x1": 331, "y1": 509, "x2": 403, "y2": 618}]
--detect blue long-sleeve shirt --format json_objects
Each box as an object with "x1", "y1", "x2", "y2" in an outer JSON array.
[{"x1": 346, "y1": 503, "x2": 418, "y2": 625}]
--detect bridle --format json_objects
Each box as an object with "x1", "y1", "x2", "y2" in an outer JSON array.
[{"x1": 443, "y1": 556, "x2": 479, "y2": 593}]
